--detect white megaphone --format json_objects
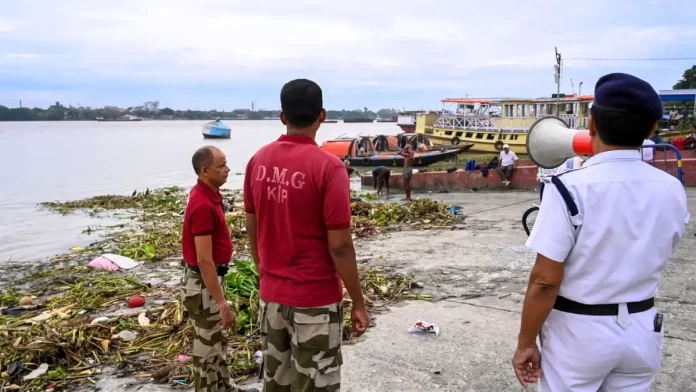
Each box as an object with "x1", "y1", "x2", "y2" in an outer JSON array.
[{"x1": 526, "y1": 116, "x2": 594, "y2": 169}]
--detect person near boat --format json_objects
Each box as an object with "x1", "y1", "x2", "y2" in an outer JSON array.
[
  {"x1": 398, "y1": 145, "x2": 415, "y2": 201},
  {"x1": 181, "y1": 146, "x2": 258, "y2": 392},
  {"x1": 372, "y1": 166, "x2": 391, "y2": 197},
  {"x1": 497, "y1": 144, "x2": 518, "y2": 186},
  {"x1": 243, "y1": 79, "x2": 368, "y2": 392},
  {"x1": 514, "y1": 73, "x2": 690, "y2": 391}
]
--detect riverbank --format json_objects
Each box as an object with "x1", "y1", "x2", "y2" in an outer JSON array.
[
  {"x1": 3, "y1": 189, "x2": 696, "y2": 391},
  {"x1": 0, "y1": 188, "x2": 452, "y2": 391}
]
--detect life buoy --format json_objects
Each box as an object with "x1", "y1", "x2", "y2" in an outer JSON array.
[
  {"x1": 451, "y1": 136, "x2": 460, "y2": 145},
  {"x1": 494, "y1": 140, "x2": 504, "y2": 151},
  {"x1": 362, "y1": 157, "x2": 371, "y2": 165}
]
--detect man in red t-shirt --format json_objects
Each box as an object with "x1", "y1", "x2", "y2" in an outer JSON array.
[
  {"x1": 181, "y1": 146, "x2": 257, "y2": 392},
  {"x1": 244, "y1": 79, "x2": 368, "y2": 392}
]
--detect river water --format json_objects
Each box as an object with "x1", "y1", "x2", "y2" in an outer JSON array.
[{"x1": 0, "y1": 120, "x2": 399, "y2": 262}]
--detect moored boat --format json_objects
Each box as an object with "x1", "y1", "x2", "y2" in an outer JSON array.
[
  {"x1": 415, "y1": 96, "x2": 593, "y2": 154},
  {"x1": 202, "y1": 119, "x2": 231, "y2": 139},
  {"x1": 321, "y1": 133, "x2": 445, "y2": 158},
  {"x1": 320, "y1": 136, "x2": 374, "y2": 158},
  {"x1": 396, "y1": 111, "x2": 428, "y2": 133},
  {"x1": 346, "y1": 144, "x2": 473, "y2": 167}
]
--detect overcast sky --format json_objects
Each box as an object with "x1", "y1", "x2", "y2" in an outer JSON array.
[{"x1": 1, "y1": 0, "x2": 695, "y2": 110}]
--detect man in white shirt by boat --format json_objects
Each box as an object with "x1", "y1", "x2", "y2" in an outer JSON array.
[{"x1": 497, "y1": 144, "x2": 518, "y2": 186}]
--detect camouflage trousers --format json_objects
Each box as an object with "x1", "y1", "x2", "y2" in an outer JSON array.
[
  {"x1": 258, "y1": 299, "x2": 343, "y2": 392},
  {"x1": 182, "y1": 269, "x2": 241, "y2": 392}
]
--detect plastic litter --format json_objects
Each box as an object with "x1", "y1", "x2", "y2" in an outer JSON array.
[
  {"x1": 115, "y1": 330, "x2": 137, "y2": 342},
  {"x1": 137, "y1": 313, "x2": 151, "y2": 326},
  {"x1": 23, "y1": 363, "x2": 48, "y2": 381},
  {"x1": 90, "y1": 316, "x2": 109, "y2": 325},
  {"x1": 253, "y1": 350, "x2": 263, "y2": 364},
  {"x1": 447, "y1": 207, "x2": 463, "y2": 215},
  {"x1": 87, "y1": 253, "x2": 141, "y2": 271},
  {"x1": 408, "y1": 320, "x2": 440, "y2": 336}
]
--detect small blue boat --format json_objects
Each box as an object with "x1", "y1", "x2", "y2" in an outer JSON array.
[{"x1": 202, "y1": 118, "x2": 231, "y2": 139}]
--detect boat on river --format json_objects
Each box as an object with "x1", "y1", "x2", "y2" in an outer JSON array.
[
  {"x1": 320, "y1": 133, "x2": 454, "y2": 159},
  {"x1": 202, "y1": 119, "x2": 231, "y2": 139},
  {"x1": 415, "y1": 95, "x2": 593, "y2": 154},
  {"x1": 345, "y1": 144, "x2": 473, "y2": 167}
]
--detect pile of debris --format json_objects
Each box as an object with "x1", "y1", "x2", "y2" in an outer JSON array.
[
  {"x1": 0, "y1": 188, "x2": 450, "y2": 389},
  {"x1": 350, "y1": 198, "x2": 458, "y2": 238},
  {"x1": 0, "y1": 262, "x2": 423, "y2": 390}
]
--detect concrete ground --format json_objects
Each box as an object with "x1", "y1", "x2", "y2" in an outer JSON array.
[{"x1": 93, "y1": 188, "x2": 696, "y2": 391}]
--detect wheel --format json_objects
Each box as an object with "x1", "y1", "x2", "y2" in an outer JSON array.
[
  {"x1": 522, "y1": 206, "x2": 539, "y2": 236},
  {"x1": 451, "y1": 136, "x2": 460, "y2": 145},
  {"x1": 362, "y1": 158, "x2": 370, "y2": 165},
  {"x1": 494, "y1": 140, "x2": 504, "y2": 151}
]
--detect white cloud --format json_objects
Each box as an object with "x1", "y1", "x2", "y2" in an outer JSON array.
[{"x1": 1, "y1": 0, "x2": 695, "y2": 98}]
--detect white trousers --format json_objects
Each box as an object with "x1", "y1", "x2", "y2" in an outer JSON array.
[{"x1": 539, "y1": 306, "x2": 663, "y2": 392}]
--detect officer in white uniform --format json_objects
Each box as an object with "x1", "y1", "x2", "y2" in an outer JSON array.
[{"x1": 512, "y1": 73, "x2": 690, "y2": 391}]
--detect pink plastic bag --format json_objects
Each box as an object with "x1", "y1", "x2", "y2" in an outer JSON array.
[{"x1": 87, "y1": 256, "x2": 120, "y2": 271}]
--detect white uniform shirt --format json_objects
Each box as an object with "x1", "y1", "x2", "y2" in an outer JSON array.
[
  {"x1": 641, "y1": 139, "x2": 655, "y2": 161},
  {"x1": 526, "y1": 150, "x2": 689, "y2": 304},
  {"x1": 499, "y1": 151, "x2": 518, "y2": 167}
]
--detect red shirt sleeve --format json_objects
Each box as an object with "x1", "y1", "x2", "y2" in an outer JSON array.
[
  {"x1": 243, "y1": 158, "x2": 255, "y2": 214},
  {"x1": 323, "y1": 166, "x2": 352, "y2": 230},
  {"x1": 190, "y1": 203, "x2": 215, "y2": 236}
]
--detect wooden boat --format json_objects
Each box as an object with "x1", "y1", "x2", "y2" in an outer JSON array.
[
  {"x1": 321, "y1": 133, "x2": 450, "y2": 158},
  {"x1": 415, "y1": 96, "x2": 594, "y2": 154},
  {"x1": 346, "y1": 144, "x2": 473, "y2": 167},
  {"x1": 202, "y1": 119, "x2": 231, "y2": 139},
  {"x1": 371, "y1": 135, "x2": 399, "y2": 152}
]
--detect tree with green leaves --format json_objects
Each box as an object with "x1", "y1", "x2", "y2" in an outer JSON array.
[{"x1": 673, "y1": 65, "x2": 696, "y2": 89}]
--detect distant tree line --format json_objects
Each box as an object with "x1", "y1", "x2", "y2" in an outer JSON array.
[{"x1": 0, "y1": 102, "x2": 401, "y2": 122}]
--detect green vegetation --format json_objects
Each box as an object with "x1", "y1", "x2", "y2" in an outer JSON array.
[
  {"x1": 673, "y1": 65, "x2": 696, "y2": 89},
  {"x1": 0, "y1": 102, "x2": 401, "y2": 122}
]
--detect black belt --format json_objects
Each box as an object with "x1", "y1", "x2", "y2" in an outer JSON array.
[
  {"x1": 553, "y1": 296, "x2": 654, "y2": 316},
  {"x1": 186, "y1": 264, "x2": 230, "y2": 277}
]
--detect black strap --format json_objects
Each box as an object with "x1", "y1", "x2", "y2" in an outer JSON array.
[
  {"x1": 553, "y1": 296, "x2": 655, "y2": 316},
  {"x1": 541, "y1": 175, "x2": 579, "y2": 231},
  {"x1": 186, "y1": 264, "x2": 230, "y2": 277},
  {"x1": 550, "y1": 176, "x2": 579, "y2": 217}
]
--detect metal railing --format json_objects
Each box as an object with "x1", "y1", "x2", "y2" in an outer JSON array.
[{"x1": 640, "y1": 143, "x2": 684, "y2": 184}]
